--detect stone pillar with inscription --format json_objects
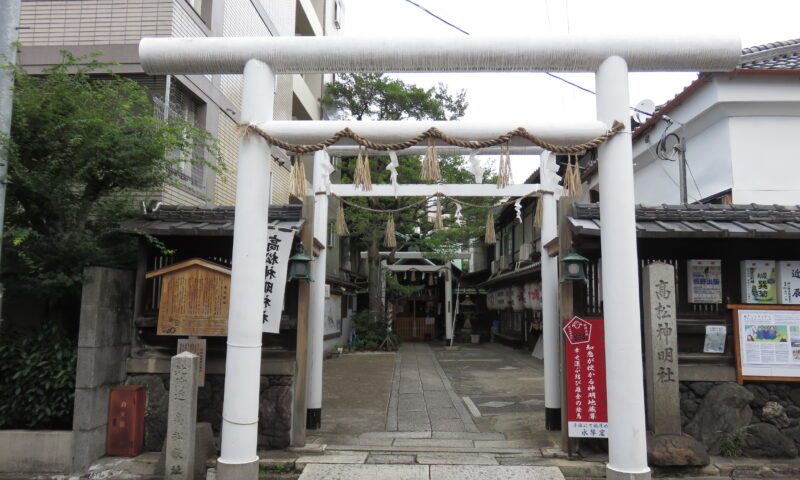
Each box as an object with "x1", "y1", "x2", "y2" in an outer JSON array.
[
  {"x1": 643, "y1": 262, "x2": 681, "y2": 435},
  {"x1": 165, "y1": 352, "x2": 200, "y2": 480}
]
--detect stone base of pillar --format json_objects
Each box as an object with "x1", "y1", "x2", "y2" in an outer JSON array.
[
  {"x1": 545, "y1": 407, "x2": 561, "y2": 431},
  {"x1": 606, "y1": 465, "x2": 652, "y2": 480},
  {"x1": 216, "y1": 459, "x2": 259, "y2": 480},
  {"x1": 306, "y1": 408, "x2": 321, "y2": 429}
]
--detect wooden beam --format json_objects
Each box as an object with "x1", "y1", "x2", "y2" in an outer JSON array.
[
  {"x1": 359, "y1": 251, "x2": 471, "y2": 259},
  {"x1": 558, "y1": 197, "x2": 577, "y2": 453},
  {"x1": 544, "y1": 238, "x2": 559, "y2": 258},
  {"x1": 328, "y1": 183, "x2": 541, "y2": 198},
  {"x1": 385, "y1": 265, "x2": 449, "y2": 272},
  {"x1": 291, "y1": 196, "x2": 314, "y2": 446}
]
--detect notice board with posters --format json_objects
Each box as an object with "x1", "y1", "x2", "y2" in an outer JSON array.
[
  {"x1": 564, "y1": 316, "x2": 609, "y2": 438},
  {"x1": 731, "y1": 305, "x2": 800, "y2": 383}
]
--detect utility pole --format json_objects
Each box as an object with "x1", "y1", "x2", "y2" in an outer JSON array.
[{"x1": 0, "y1": 0, "x2": 23, "y2": 326}]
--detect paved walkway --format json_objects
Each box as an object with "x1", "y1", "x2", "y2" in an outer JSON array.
[
  {"x1": 298, "y1": 342, "x2": 579, "y2": 478},
  {"x1": 387, "y1": 343, "x2": 479, "y2": 433}
]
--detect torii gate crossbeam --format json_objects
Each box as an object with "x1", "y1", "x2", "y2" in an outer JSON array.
[{"x1": 139, "y1": 34, "x2": 742, "y2": 480}]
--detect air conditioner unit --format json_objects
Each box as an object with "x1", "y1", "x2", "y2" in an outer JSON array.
[
  {"x1": 519, "y1": 243, "x2": 533, "y2": 261},
  {"x1": 490, "y1": 260, "x2": 499, "y2": 275}
]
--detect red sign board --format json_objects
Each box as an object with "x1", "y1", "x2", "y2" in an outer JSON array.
[{"x1": 564, "y1": 316, "x2": 608, "y2": 438}]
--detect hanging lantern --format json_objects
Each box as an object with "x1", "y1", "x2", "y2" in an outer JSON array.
[
  {"x1": 560, "y1": 249, "x2": 589, "y2": 284},
  {"x1": 287, "y1": 242, "x2": 312, "y2": 282}
]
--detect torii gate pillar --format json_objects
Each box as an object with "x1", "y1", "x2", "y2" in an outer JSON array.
[
  {"x1": 596, "y1": 56, "x2": 650, "y2": 480},
  {"x1": 217, "y1": 59, "x2": 274, "y2": 479}
]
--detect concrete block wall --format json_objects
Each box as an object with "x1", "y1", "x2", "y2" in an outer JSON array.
[{"x1": 72, "y1": 267, "x2": 135, "y2": 472}]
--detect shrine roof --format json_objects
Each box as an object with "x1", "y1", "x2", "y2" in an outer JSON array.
[
  {"x1": 121, "y1": 204, "x2": 304, "y2": 237},
  {"x1": 569, "y1": 203, "x2": 800, "y2": 239}
]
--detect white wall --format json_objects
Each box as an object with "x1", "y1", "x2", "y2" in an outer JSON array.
[
  {"x1": 729, "y1": 115, "x2": 800, "y2": 203},
  {"x1": 626, "y1": 73, "x2": 800, "y2": 205}
]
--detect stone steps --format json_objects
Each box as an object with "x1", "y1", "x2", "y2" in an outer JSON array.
[{"x1": 297, "y1": 464, "x2": 566, "y2": 479}]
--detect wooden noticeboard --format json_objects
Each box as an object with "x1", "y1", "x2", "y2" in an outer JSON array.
[
  {"x1": 730, "y1": 304, "x2": 800, "y2": 383},
  {"x1": 146, "y1": 258, "x2": 231, "y2": 337}
]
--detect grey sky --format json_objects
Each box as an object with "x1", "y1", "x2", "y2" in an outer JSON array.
[{"x1": 341, "y1": 0, "x2": 800, "y2": 180}]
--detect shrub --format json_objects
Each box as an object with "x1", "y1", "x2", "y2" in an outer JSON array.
[
  {"x1": 0, "y1": 324, "x2": 77, "y2": 429},
  {"x1": 350, "y1": 311, "x2": 400, "y2": 350}
]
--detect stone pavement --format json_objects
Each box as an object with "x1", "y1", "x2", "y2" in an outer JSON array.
[
  {"x1": 298, "y1": 342, "x2": 581, "y2": 478},
  {"x1": 387, "y1": 342, "x2": 479, "y2": 433}
]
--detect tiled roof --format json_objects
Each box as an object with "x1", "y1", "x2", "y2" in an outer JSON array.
[
  {"x1": 121, "y1": 204, "x2": 304, "y2": 236},
  {"x1": 739, "y1": 38, "x2": 800, "y2": 70},
  {"x1": 569, "y1": 203, "x2": 800, "y2": 239}
]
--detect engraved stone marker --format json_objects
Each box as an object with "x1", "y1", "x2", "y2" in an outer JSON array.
[
  {"x1": 643, "y1": 262, "x2": 681, "y2": 435},
  {"x1": 165, "y1": 352, "x2": 199, "y2": 480}
]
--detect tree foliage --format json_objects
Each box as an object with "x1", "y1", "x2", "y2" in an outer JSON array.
[
  {"x1": 0, "y1": 323, "x2": 76, "y2": 429},
  {"x1": 1, "y1": 53, "x2": 221, "y2": 320},
  {"x1": 321, "y1": 73, "x2": 495, "y2": 319}
]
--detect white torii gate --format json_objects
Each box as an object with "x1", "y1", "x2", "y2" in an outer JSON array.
[{"x1": 139, "y1": 34, "x2": 741, "y2": 480}]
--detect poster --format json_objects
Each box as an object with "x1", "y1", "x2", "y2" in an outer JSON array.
[
  {"x1": 687, "y1": 259, "x2": 722, "y2": 303},
  {"x1": 324, "y1": 294, "x2": 342, "y2": 336},
  {"x1": 704, "y1": 325, "x2": 726, "y2": 353},
  {"x1": 262, "y1": 228, "x2": 294, "y2": 333},
  {"x1": 738, "y1": 309, "x2": 800, "y2": 379},
  {"x1": 564, "y1": 317, "x2": 609, "y2": 438},
  {"x1": 741, "y1": 260, "x2": 777, "y2": 304},
  {"x1": 778, "y1": 261, "x2": 800, "y2": 305}
]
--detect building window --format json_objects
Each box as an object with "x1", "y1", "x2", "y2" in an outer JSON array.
[
  {"x1": 186, "y1": 0, "x2": 202, "y2": 15},
  {"x1": 153, "y1": 81, "x2": 206, "y2": 193},
  {"x1": 328, "y1": 221, "x2": 336, "y2": 248}
]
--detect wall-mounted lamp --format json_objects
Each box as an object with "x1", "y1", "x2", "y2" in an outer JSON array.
[
  {"x1": 287, "y1": 242, "x2": 312, "y2": 282},
  {"x1": 560, "y1": 249, "x2": 589, "y2": 284}
]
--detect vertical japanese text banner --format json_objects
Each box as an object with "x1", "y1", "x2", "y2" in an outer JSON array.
[
  {"x1": 564, "y1": 316, "x2": 609, "y2": 438},
  {"x1": 262, "y1": 227, "x2": 294, "y2": 333}
]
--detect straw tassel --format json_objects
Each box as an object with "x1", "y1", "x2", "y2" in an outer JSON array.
[
  {"x1": 361, "y1": 149, "x2": 372, "y2": 191},
  {"x1": 484, "y1": 209, "x2": 496, "y2": 244},
  {"x1": 289, "y1": 156, "x2": 306, "y2": 198},
  {"x1": 434, "y1": 197, "x2": 444, "y2": 229},
  {"x1": 533, "y1": 197, "x2": 544, "y2": 229},
  {"x1": 496, "y1": 144, "x2": 513, "y2": 188},
  {"x1": 336, "y1": 203, "x2": 349, "y2": 237},
  {"x1": 353, "y1": 147, "x2": 373, "y2": 191},
  {"x1": 570, "y1": 156, "x2": 583, "y2": 198},
  {"x1": 411, "y1": 270, "x2": 416, "y2": 282},
  {"x1": 384, "y1": 215, "x2": 397, "y2": 248},
  {"x1": 421, "y1": 138, "x2": 441, "y2": 182}
]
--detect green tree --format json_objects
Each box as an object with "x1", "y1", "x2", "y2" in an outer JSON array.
[
  {"x1": 1, "y1": 53, "x2": 221, "y2": 329},
  {"x1": 322, "y1": 73, "x2": 492, "y2": 322}
]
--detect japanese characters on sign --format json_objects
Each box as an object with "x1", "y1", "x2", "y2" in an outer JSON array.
[
  {"x1": 262, "y1": 227, "x2": 295, "y2": 333},
  {"x1": 687, "y1": 259, "x2": 722, "y2": 304},
  {"x1": 778, "y1": 261, "x2": 800, "y2": 305},
  {"x1": 741, "y1": 260, "x2": 777, "y2": 304},
  {"x1": 564, "y1": 316, "x2": 608, "y2": 438},
  {"x1": 643, "y1": 262, "x2": 681, "y2": 434}
]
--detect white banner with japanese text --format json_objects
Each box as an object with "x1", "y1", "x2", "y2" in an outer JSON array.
[{"x1": 262, "y1": 227, "x2": 294, "y2": 333}]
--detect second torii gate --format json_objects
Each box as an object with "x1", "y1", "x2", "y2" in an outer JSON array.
[{"x1": 139, "y1": 34, "x2": 741, "y2": 480}]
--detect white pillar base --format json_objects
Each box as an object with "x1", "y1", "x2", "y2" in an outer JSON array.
[
  {"x1": 606, "y1": 466, "x2": 652, "y2": 480},
  {"x1": 216, "y1": 459, "x2": 259, "y2": 480}
]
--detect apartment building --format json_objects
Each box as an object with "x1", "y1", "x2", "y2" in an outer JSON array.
[{"x1": 17, "y1": 0, "x2": 342, "y2": 206}]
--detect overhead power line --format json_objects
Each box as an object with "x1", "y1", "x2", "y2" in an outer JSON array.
[{"x1": 400, "y1": 0, "x2": 657, "y2": 120}]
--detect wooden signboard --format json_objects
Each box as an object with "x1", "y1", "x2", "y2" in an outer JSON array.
[
  {"x1": 730, "y1": 304, "x2": 800, "y2": 383},
  {"x1": 146, "y1": 258, "x2": 231, "y2": 337}
]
